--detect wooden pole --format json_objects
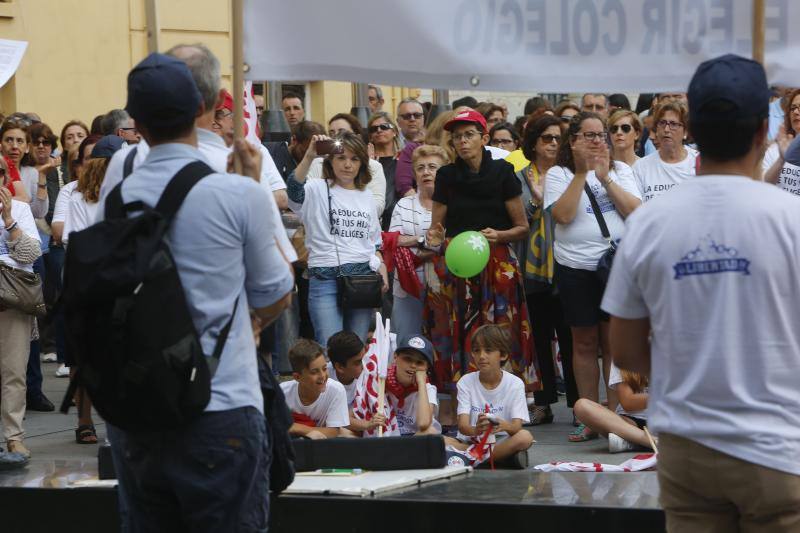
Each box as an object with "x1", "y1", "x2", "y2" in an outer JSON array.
[
  {"x1": 752, "y1": 0, "x2": 765, "y2": 65},
  {"x1": 376, "y1": 378, "x2": 386, "y2": 437},
  {"x1": 144, "y1": 0, "x2": 160, "y2": 54},
  {"x1": 232, "y1": 0, "x2": 245, "y2": 174}
]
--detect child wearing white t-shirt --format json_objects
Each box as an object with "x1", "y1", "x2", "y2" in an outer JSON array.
[
  {"x1": 384, "y1": 334, "x2": 441, "y2": 436},
  {"x1": 573, "y1": 363, "x2": 653, "y2": 453},
  {"x1": 327, "y1": 331, "x2": 387, "y2": 435},
  {"x1": 281, "y1": 339, "x2": 350, "y2": 440},
  {"x1": 452, "y1": 325, "x2": 533, "y2": 462}
]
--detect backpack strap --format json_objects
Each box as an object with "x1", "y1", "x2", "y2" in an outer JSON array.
[
  {"x1": 154, "y1": 160, "x2": 215, "y2": 221},
  {"x1": 206, "y1": 296, "x2": 239, "y2": 376},
  {"x1": 104, "y1": 182, "x2": 147, "y2": 220},
  {"x1": 122, "y1": 147, "x2": 138, "y2": 179}
]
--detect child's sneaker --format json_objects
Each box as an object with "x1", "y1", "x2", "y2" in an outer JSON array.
[
  {"x1": 608, "y1": 433, "x2": 636, "y2": 453},
  {"x1": 508, "y1": 449, "x2": 529, "y2": 470},
  {"x1": 41, "y1": 352, "x2": 57, "y2": 363}
]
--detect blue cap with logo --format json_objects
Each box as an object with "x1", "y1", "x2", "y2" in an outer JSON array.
[
  {"x1": 90, "y1": 135, "x2": 125, "y2": 159},
  {"x1": 395, "y1": 334, "x2": 434, "y2": 365},
  {"x1": 688, "y1": 54, "x2": 770, "y2": 124},
  {"x1": 125, "y1": 53, "x2": 201, "y2": 130}
]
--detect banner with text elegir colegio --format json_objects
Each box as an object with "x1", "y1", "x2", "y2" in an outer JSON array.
[{"x1": 242, "y1": 0, "x2": 800, "y2": 92}]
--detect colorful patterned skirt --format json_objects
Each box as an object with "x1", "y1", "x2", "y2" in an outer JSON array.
[{"x1": 423, "y1": 241, "x2": 540, "y2": 393}]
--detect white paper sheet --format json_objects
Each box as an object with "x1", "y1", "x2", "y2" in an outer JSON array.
[{"x1": 0, "y1": 39, "x2": 27, "y2": 89}]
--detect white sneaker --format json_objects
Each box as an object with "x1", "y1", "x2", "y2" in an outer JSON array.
[
  {"x1": 41, "y1": 352, "x2": 57, "y2": 363},
  {"x1": 608, "y1": 433, "x2": 636, "y2": 453},
  {"x1": 55, "y1": 364, "x2": 70, "y2": 378}
]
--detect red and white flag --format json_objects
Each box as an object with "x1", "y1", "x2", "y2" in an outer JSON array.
[{"x1": 534, "y1": 453, "x2": 657, "y2": 473}]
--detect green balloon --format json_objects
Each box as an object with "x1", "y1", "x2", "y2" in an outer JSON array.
[{"x1": 445, "y1": 231, "x2": 491, "y2": 278}]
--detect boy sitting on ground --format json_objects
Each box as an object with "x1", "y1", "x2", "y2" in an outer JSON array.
[
  {"x1": 327, "y1": 330, "x2": 386, "y2": 434},
  {"x1": 281, "y1": 339, "x2": 350, "y2": 439},
  {"x1": 452, "y1": 325, "x2": 534, "y2": 464}
]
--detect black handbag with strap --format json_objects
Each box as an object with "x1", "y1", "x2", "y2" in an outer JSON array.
[
  {"x1": 583, "y1": 183, "x2": 617, "y2": 285},
  {"x1": 326, "y1": 182, "x2": 383, "y2": 309}
]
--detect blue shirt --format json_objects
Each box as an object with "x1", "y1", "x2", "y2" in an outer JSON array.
[
  {"x1": 98, "y1": 143, "x2": 294, "y2": 413},
  {"x1": 768, "y1": 98, "x2": 784, "y2": 142}
]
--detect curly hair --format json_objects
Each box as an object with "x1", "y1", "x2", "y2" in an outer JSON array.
[
  {"x1": 783, "y1": 88, "x2": 800, "y2": 136},
  {"x1": 77, "y1": 157, "x2": 109, "y2": 203}
]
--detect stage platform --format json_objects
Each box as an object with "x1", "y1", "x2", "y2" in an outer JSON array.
[{"x1": 0, "y1": 459, "x2": 665, "y2": 533}]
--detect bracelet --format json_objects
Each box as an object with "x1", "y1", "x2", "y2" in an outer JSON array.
[
  {"x1": 602, "y1": 176, "x2": 614, "y2": 187},
  {"x1": 4, "y1": 221, "x2": 18, "y2": 232},
  {"x1": 37, "y1": 183, "x2": 47, "y2": 189}
]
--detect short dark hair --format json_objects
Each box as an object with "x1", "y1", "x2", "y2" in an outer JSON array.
[
  {"x1": 489, "y1": 121, "x2": 519, "y2": 144},
  {"x1": 288, "y1": 339, "x2": 325, "y2": 373},
  {"x1": 524, "y1": 96, "x2": 552, "y2": 116},
  {"x1": 292, "y1": 120, "x2": 325, "y2": 143},
  {"x1": 522, "y1": 115, "x2": 562, "y2": 162},
  {"x1": 608, "y1": 93, "x2": 631, "y2": 110},
  {"x1": 282, "y1": 92, "x2": 304, "y2": 105},
  {"x1": 327, "y1": 331, "x2": 364, "y2": 368},
  {"x1": 452, "y1": 95, "x2": 478, "y2": 109},
  {"x1": 29, "y1": 122, "x2": 58, "y2": 150},
  {"x1": 140, "y1": 120, "x2": 195, "y2": 145},
  {"x1": 690, "y1": 99, "x2": 765, "y2": 162}
]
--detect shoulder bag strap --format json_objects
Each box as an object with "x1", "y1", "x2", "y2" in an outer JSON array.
[
  {"x1": 583, "y1": 182, "x2": 611, "y2": 241},
  {"x1": 326, "y1": 180, "x2": 343, "y2": 274},
  {"x1": 206, "y1": 296, "x2": 239, "y2": 376},
  {"x1": 122, "y1": 147, "x2": 138, "y2": 179}
]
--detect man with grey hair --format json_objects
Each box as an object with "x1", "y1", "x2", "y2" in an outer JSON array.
[
  {"x1": 102, "y1": 109, "x2": 140, "y2": 144},
  {"x1": 581, "y1": 93, "x2": 609, "y2": 120},
  {"x1": 396, "y1": 97, "x2": 425, "y2": 143},
  {"x1": 368, "y1": 85, "x2": 384, "y2": 113}
]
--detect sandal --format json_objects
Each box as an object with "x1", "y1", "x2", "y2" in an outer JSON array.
[
  {"x1": 568, "y1": 423, "x2": 598, "y2": 442},
  {"x1": 75, "y1": 425, "x2": 97, "y2": 445},
  {"x1": 529, "y1": 405, "x2": 554, "y2": 426}
]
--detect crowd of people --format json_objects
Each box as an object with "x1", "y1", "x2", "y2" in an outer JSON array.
[{"x1": 0, "y1": 44, "x2": 799, "y2": 531}]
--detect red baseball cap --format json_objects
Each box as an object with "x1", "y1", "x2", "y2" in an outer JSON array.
[
  {"x1": 216, "y1": 89, "x2": 234, "y2": 112},
  {"x1": 444, "y1": 109, "x2": 487, "y2": 133}
]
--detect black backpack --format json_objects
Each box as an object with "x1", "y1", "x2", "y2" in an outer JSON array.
[
  {"x1": 60, "y1": 161, "x2": 235, "y2": 431},
  {"x1": 257, "y1": 353, "x2": 295, "y2": 492}
]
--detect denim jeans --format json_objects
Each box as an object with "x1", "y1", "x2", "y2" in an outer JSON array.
[
  {"x1": 308, "y1": 277, "x2": 373, "y2": 345},
  {"x1": 108, "y1": 407, "x2": 270, "y2": 533}
]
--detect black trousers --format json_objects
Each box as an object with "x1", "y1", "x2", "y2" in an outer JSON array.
[{"x1": 527, "y1": 289, "x2": 578, "y2": 408}]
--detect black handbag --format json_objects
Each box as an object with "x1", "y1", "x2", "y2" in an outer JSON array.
[
  {"x1": 584, "y1": 183, "x2": 617, "y2": 285},
  {"x1": 327, "y1": 182, "x2": 383, "y2": 309}
]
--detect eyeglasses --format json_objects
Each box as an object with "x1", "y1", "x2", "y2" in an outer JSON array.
[
  {"x1": 490, "y1": 138, "x2": 516, "y2": 147},
  {"x1": 452, "y1": 130, "x2": 482, "y2": 142},
  {"x1": 657, "y1": 120, "x2": 683, "y2": 130},
  {"x1": 560, "y1": 115, "x2": 574, "y2": 123},
  {"x1": 610, "y1": 124, "x2": 633, "y2": 134},
  {"x1": 539, "y1": 134, "x2": 560, "y2": 144},
  {"x1": 398, "y1": 112, "x2": 424, "y2": 121},
  {"x1": 119, "y1": 127, "x2": 138, "y2": 132},
  {"x1": 215, "y1": 110, "x2": 233, "y2": 120},
  {"x1": 790, "y1": 104, "x2": 800, "y2": 114},
  {"x1": 255, "y1": 106, "x2": 265, "y2": 113},
  {"x1": 414, "y1": 163, "x2": 441, "y2": 173},
  {"x1": 368, "y1": 96, "x2": 378, "y2": 103},
  {"x1": 34, "y1": 139, "x2": 52, "y2": 147},
  {"x1": 368, "y1": 123, "x2": 393, "y2": 134},
  {"x1": 573, "y1": 131, "x2": 607, "y2": 142}
]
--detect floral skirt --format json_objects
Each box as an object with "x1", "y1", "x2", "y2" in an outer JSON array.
[{"x1": 423, "y1": 241, "x2": 540, "y2": 393}]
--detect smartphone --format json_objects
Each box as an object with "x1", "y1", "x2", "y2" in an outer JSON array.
[{"x1": 316, "y1": 139, "x2": 344, "y2": 155}]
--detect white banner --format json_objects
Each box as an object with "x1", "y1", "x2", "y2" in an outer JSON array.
[{"x1": 243, "y1": 0, "x2": 800, "y2": 92}]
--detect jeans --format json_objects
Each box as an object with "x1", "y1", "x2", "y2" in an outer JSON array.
[
  {"x1": 391, "y1": 293, "x2": 424, "y2": 339},
  {"x1": 308, "y1": 277, "x2": 373, "y2": 345},
  {"x1": 108, "y1": 407, "x2": 270, "y2": 533}
]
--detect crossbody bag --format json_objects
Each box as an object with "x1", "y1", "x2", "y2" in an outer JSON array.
[{"x1": 583, "y1": 183, "x2": 616, "y2": 284}]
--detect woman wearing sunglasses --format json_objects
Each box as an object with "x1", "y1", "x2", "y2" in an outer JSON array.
[
  {"x1": 543, "y1": 112, "x2": 641, "y2": 442},
  {"x1": 608, "y1": 110, "x2": 642, "y2": 168},
  {"x1": 631, "y1": 101, "x2": 697, "y2": 203},
  {"x1": 367, "y1": 112, "x2": 401, "y2": 229}
]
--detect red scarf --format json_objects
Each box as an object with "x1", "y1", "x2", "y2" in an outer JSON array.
[
  {"x1": 3, "y1": 156, "x2": 20, "y2": 195},
  {"x1": 291, "y1": 412, "x2": 316, "y2": 427},
  {"x1": 381, "y1": 231, "x2": 424, "y2": 299},
  {"x1": 385, "y1": 363, "x2": 426, "y2": 408}
]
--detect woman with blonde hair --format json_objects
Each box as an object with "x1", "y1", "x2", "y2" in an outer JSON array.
[
  {"x1": 608, "y1": 110, "x2": 642, "y2": 168},
  {"x1": 367, "y1": 112, "x2": 401, "y2": 229}
]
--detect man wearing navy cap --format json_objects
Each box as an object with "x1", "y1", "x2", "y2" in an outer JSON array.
[
  {"x1": 603, "y1": 54, "x2": 800, "y2": 531},
  {"x1": 104, "y1": 53, "x2": 294, "y2": 532}
]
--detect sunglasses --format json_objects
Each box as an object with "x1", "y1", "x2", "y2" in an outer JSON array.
[
  {"x1": 368, "y1": 123, "x2": 393, "y2": 134},
  {"x1": 610, "y1": 124, "x2": 633, "y2": 134},
  {"x1": 34, "y1": 139, "x2": 53, "y2": 147},
  {"x1": 399, "y1": 112, "x2": 424, "y2": 120},
  {"x1": 560, "y1": 115, "x2": 574, "y2": 123},
  {"x1": 539, "y1": 134, "x2": 560, "y2": 144}
]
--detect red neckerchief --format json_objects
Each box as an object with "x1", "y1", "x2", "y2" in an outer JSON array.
[
  {"x1": 292, "y1": 412, "x2": 316, "y2": 427},
  {"x1": 4, "y1": 156, "x2": 20, "y2": 196},
  {"x1": 381, "y1": 231, "x2": 424, "y2": 298},
  {"x1": 385, "y1": 363, "x2": 426, "y2": 408}
]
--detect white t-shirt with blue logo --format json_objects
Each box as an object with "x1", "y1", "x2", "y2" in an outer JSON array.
[
  {"x1": 602, "y1": 175, "x2": 800, "y2": 476},
  {"x1": 389, "y1": 383, "x2": 441, "y2": 436},
  {"x1": 456, "y1": 370, "x2": 529, "y2": 440},
  {"x1": 773, "y1": 136, "x2": 800, "y2": 196},
  {"x1": 544, "y1": 162, "x2": 641, "y2": 270}
]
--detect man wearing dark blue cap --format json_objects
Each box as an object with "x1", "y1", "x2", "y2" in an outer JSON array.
[
  {"x1": 103, "y1": 53, "x2": 294, "y2": 532},
  {"x1": 602, "y1": 54, "x2": 800, "y2": 531}
]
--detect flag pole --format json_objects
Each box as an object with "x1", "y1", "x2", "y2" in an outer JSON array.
[
  {"x1": 752, "y1": 0, "x2": 765, "y2": 65},
  {"x1": 232, "y1": 0, "x2": 245, "y2": 174}
]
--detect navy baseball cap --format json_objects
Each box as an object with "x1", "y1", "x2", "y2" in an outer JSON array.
[
  {"x1": 125, "y1": 53, "x2": 201, "y2": 130},
  {"x1": 89, "y1": 135, "x2": 125, "y2": 159},
  {"x1": 395, "y1": 334, "x2": 434, "y2": 365},
  {"x1": 688, "y1": 54, "x2": 770, "y2": 124}
]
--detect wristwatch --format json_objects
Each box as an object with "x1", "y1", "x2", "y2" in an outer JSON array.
[{"x1": 417, "y1": 235, "x2": 426, "y2": 250}]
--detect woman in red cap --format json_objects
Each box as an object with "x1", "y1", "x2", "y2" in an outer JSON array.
[{"x1": 424, "y1": 109, "x2": 539, "y2": 402}]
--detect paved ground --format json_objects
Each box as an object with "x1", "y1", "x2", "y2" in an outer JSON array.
[{"x1": 16, "y1": 362, "x2": 639, "y2": 469}]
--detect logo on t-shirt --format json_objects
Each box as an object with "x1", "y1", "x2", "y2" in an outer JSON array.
[{"x1": 673, "y1": 235, "x2": 750, "y2": 280}]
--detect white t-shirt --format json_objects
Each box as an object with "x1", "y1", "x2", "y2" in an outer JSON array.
[
  {"x1": 389, "y1": 383, "x2": 441, "y2": 436},
  {"x1": 300, "y1": 178, "x2": 381, "y2": 269},
  {"x1": 306, "y1": 157, "x2": 386, "y2": 216},
  {"x1": 632, "y1": 147, "x2": 698, "y2": 202},
  {"x1": 486, "y1": 146, "x2": 510, "y2": 160},
  {"x1": 456, "y1": 370, "x2": 529, "y2": 440},
  {"x1": 280, "y1": 378, "x2": 350, "y2": 428},
  {"x1": 0, "y1": 199, "x2": 40, "y2": 272},
  {"x1": 388, "y1": 195, "x2": 431, "y2": 298},
  {"x1": 762, "y1": 142, "x2": 780, "y2": 175},
  {"x1": 52, "y1": 180, "x2": 78, "y2": 224},
  {"x1": 543, "y1": 162, "x2": 641, "y2": 270},
  {"x1": 327, "y1": 361, "x2": 358, "y2": 407},
  {"x1": 607, "y1": 362, "x2": 647, "y2": 420},
  {"x1": 770, "y1": 136, "x2": 800, "y2": 196},
  {"x1": 63, "y1": 191, "x2": 99, "y2": 246},
  {"x1": 601, "y1": 175, "x2": 800, "y2": 476},
  {"x1": 19, "y1": 166, "x2": 49, "y2": 219}
]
